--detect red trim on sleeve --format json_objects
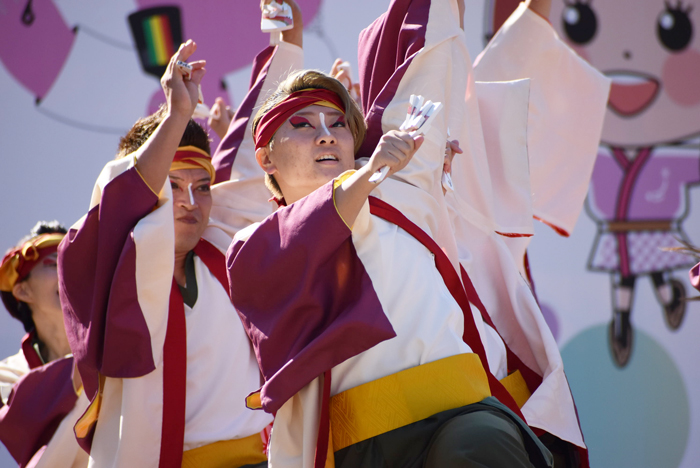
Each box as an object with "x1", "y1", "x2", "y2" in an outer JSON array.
[
  {"x1": 368, "y1": 197, "x2": 526, "y2": 421},
  {"x1": 495, "y1": 231, "x2": 534, "y2": 238},
  {"x1": 314, "y1": 371, "x2": 332, "y2": 468},
  {"x1": 533, "y1": 215, "x2": 570, "y2": 237}
]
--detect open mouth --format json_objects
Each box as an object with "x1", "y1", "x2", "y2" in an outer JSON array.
[
  {"x1": 316, "y1": 154, "x2": 339, "y2": 163},
  {"x1": 605, "y1": 71, "x2": 661, "y2": 117}
]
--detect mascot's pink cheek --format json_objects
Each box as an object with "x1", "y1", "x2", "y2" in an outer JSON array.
[{"x1": 662, "y1": 48, "x2": 700, "y2": 107}]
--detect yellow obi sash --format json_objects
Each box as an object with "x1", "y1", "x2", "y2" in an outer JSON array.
[
  {"x1": 499, "y1": 369, "x2": 531, "y2": 409},
  {"x1": 181, "y1": 433, "x2": 267, "y2": 468},
  {"x1": 329, "y1": 353, "x2": 491, "y2": 452}
]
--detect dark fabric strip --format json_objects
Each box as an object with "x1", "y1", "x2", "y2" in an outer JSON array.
[
  {"x1": 178, "y1": 251, "x2": 198, "y2": 308},
  {"x1": 334, "y1": 397, "x2": 552, "y2": 468},
  {"x1": 193, "y1": 240, "x2": 228, "y2": 292},
  {"x1": 314, "y1": 371, "x2": 332, "y2": 468}
]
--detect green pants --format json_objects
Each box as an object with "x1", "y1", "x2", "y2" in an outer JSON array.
[{"x1": 334, "y1": 397, "x2": 553, "y2": 468}]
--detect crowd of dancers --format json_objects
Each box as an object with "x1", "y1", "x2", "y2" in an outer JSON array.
[{"x1": 0, "y1": 0, "x2": 619, "y2": 467}]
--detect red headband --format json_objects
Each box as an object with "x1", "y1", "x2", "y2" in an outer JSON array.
[
  {"x1": 0, "y1": 233, "x2": 65, "y2": 292},
  {"x1": 254, "y1": 88, "x2": 346, "y2": 149}
]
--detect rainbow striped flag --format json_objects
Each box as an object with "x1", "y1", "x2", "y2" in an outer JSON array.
[
  {"x1": 128, "y1": 6, "x2": 183, "y2": 78},
  {"x1": 142, "y1": 14, "x2": 175, "y2": 67}
]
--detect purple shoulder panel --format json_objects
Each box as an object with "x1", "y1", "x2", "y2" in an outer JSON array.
[
  {"x1": 227, "y1": 181, "x2": 396, "y2": 413},
  {"x1": 0, "y1": 357, "x2": 77, "y2": 467},
  {"x1": 357, "y1": 0, "x2": 430, "y2": 159},
  {"x1": 58, "y1": 168, "x2": 158, "y2": 399},
  {"x1": 212, "y1": 45, "x2": 277, "y2": 182}
]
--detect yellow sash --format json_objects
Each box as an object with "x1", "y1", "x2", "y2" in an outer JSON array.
[
  {"x1": 499, "y1": 369, "x2": 531, "y2": 409},
  {"x1": 74, "y1": 374, "x2": 105, "y2": 439},
  {"x1": 182, "y1": 433, "x2": 267, "y2": 468},
  {"x1": 328, "y1": 353, "x2": 533, "y2": 453},
  {"x1": 329, "y1": 353, "x2": 491, "y2": 452}
]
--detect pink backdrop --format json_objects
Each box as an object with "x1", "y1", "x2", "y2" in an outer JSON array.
[{"x1": 1, "y1": 1, "x2": 698, "y2": 467}]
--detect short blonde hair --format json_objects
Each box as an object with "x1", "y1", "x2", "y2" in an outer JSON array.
[{"x1": 252, "y1": 70, "x2": 366, "y2": 200}]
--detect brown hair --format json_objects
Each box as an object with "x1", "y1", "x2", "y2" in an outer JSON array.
[
  {"x1": 251, "y1": 70, "x2": 366, "y2": 199},
  {"x1": 116, "y1": 104, "x2": 211, "y2": 159}
]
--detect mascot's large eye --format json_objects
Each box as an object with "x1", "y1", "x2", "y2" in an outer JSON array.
[
  {"x1": 657, "y1": 4, "x2": 693, "y2": 51},
  {"x1": 562, "y1": 1, "x2": 598, "y2": 44}
]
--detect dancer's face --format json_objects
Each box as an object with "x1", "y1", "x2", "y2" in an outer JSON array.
[
  {"x1": 256, "y1": 105, "x2": 355, "y2": 204},
  {"x1": 169, "y1": 168, "x2": 212, "y2": 255},
  {"x1": 13, "y1": 253, "x2": 62, "y2": 317}
]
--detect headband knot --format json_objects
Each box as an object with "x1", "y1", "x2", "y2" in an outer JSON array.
[{"x1": 0, "y1": 233, "x2": 65, "y2": 292}]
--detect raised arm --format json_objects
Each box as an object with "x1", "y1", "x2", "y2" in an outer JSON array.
[
  {"x1": 134, "y1": 40, "x2": 205, "y2": 192},
  {"x1": 58, "y1": 43, "x2": 207, "y2": 399},
  {"x1": 357, "y1": 0, "x2": 465, "y2": 199},
  {"x1": 270, "y1": 0, "x2": 303, "y2": 48}
]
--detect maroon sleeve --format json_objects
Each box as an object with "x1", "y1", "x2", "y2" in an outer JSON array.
[
  {"x1": 357, "y1": 0, "x2": 430, "y2": 159},
  {"x1": 690, "y1": 262, "x2": 700, "y2": 292},
  {"x1": 212, "y1": 45, "x2": 277, "y2": 182},
  {"x1": 227, "y1": 181, "x2": 396, "y2": 413},
  {"x1": 0, "y1": 357, "x2": 78, "y2": 467},
  {"x1": 58, "y1": 167, "x2": 159, "y2": 399}
]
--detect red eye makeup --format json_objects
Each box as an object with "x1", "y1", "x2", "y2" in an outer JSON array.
[{"x1": 289, "y1": 116, "x2": 315, "y2": 128}]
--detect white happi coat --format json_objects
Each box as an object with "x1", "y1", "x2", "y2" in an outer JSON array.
[
  {"x1": 72, "y1": 157, "x2": 271, "y2": 468},
  {"x1": 261, "y1": 2, "x2": 610, "y2": 466}
]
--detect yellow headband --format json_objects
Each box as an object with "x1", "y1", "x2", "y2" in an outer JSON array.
[{"x1": 170, "y1": 145, "x2": 216, "y2": 184}]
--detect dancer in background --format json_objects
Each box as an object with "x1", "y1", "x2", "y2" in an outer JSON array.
[
  {"x1": 58, "y1": 41, "x2": 271, "y2": 467},
  {"x1": 0, "y1": 221, "x2": 89, "y2": 468}
]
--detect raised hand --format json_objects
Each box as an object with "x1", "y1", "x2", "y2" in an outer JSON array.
[
  {"x1": 330, "y1": 58, "x2": 361, "y2": 102},
  {"x1": 161, "y1": 40, "x2": 207, "y2": 118},
  {"x1": 443, "y1": 139, "x2": 462, "y2": 194},
  {"x1": 134, "y1": 40, "x2": 207, "y2": 194},
  {"x1": 208, "y1": 97, "x2": 234, "y2": 140},
  {"x1": 260, "y1": 0, "x2": 303, "y2": 47},
  {"x1": 367, "y1": 130, "x2": 424, "y2": 182}
]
